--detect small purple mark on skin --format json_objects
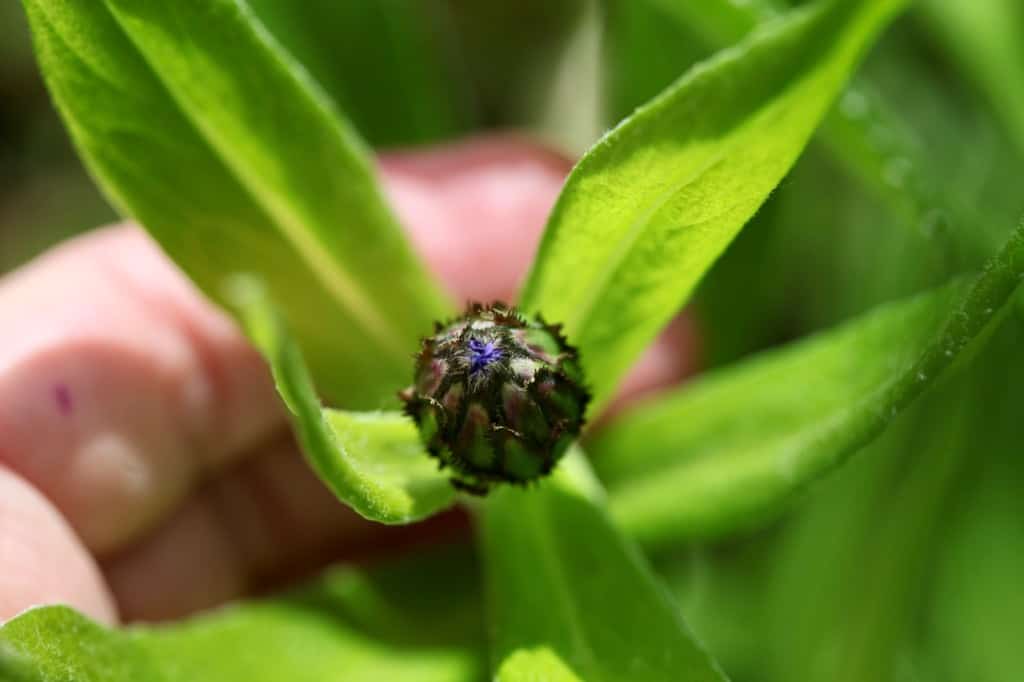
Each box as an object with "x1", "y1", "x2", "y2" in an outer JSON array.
[{"x1": 54, "y1": 383, "x2": 73, "y2": 415}]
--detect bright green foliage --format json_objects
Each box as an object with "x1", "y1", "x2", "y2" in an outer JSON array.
[
  {"x1": 521, "y1": 0, "x2": 908, "y2": 410},
  {"x1": 21, "y1": 0, "x2": 450, "y2": 408},
  {"x1": 480, "y1": 450, "x2": 726, "y2": 682},
  {"x1": 228, "y1": 276, "x2": 455, "y2": 523},
  {"x1": 593, "y1": 283, "x2": 960, "y2": 543},
  {"x1": 0, "y1": 546, "x2": 486, "y2": 682},
  {"x1": 594, "y1": 218, "x2": 1024, "y2": 546},
  {"x1": 678, "y1": 322, "x2": 1024, "y2": 682},
  {"x1": 13, "y1": 0, "x2": 1024, "y2": 680},
  {"x1": 496, "y1": 648, "x2": 586, "y2": 682},
  {"x1": 603, "y1": 0, "x2": 977, "y2": 285}
]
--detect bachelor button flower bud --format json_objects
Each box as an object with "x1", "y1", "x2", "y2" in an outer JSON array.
[{"x1": 400, "y1": 303, "x2": 590, "y2": 494}]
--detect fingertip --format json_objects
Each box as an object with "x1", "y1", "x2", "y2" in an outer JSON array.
[
  {"x1": 0, "y1": 466, "x2": 117, "y2": 625},
  {"x1": 379, "y1": 135, "x2": 572, "y2": 304},
  {"x1": 599, "y1": 313, "x2": 702, "y2": 422},
  {"x1": 0, "y1": 224, "x2": 284, "y2": 556}
]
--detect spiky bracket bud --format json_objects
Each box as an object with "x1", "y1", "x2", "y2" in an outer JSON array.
[{"x1": 400, "y1": 303, "x2": 590, "y2": 494}]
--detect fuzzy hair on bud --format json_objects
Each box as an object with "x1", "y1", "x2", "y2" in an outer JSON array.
[{"x1": 400, "y1": 302, "x2": 590, "y2": 494}]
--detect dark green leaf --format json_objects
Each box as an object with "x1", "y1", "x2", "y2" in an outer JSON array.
[
  {"x1": 480, "y1": 449, "x2": 727, "y2": 681},
  {"x1": 247, "y1": 0, "x2": 475, "y2": 147},
  {"x1": 444, "y1": 1, "x2": 588, "y2": 134},
  {"x1": 520, "y1": 0, "x2": 907, "y2": 411},
  {"x1": 593, "y1": 218, "x2": 1024, "y2": 546},
  {"x1": 228, "y1": 276, "x2": 455, "y2": 523},
  {"x1": 22, "y1": 0, "x2": 450, "y2": 408},
  {"x1": 922, "y1": 0, "x2": 1024, "y2": 156},
  {"x1": 650, "y1": 323, "x2": 1024, "y2": 681}
]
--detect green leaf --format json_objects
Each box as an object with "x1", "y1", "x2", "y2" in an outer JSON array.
[
  {"x1": 922, "y1": 0, "x2": 1024, "y2": 157},
  {"x1": 593, "y1": 218, "x2": 1024, "y2": 547},
  {"x1": 648, "y1": 324, "x2": 1024, "y2": 681},
  {"x1": 604, "y1": 0, "x2": 1011, "y2": 293},
  {"x1": 228, "y1": 276, "x2": 455, "y2": 523},
  {"x1": 246, "y1": 0, "x2": 475, "y2": 147},
  {"x1": 0, "y1": 544, "x2": 486, "y2": 682},
  {"x1": 520, "y1": 0, "x2": 907, "y2": 411},
  {"x1": 480, "y1": 449, "x2": 727, "y2": 682},
  {"x1": 21, "y1": 0, "x2": 450, "y2": 408}
]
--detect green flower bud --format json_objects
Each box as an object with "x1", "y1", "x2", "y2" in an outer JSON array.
[{"x1": 400, "y1": 303, "x2": 590, "y2": 494}]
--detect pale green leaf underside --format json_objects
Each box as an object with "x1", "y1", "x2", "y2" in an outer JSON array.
[
  {"x1": 520, "y1": 0, "x2": 906, "y2": 411},
  {"x1": 0, "y1": 547, "x2": 485, "y2": 682},
  {"x1": 228, "y1": 276, "x2": 455, "y2": 524},
  {"x1": 481, "y1": 449, "x2": 726, "y2": 682},
  {"x1": 22, "y1": 0, "x2": 450, "y2": 408},
  {"x1": 594, "y1": 218, "x2": 1024, "y2": 547}
]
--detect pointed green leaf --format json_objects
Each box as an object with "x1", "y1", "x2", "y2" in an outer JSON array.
[
  {"x1": 603, "y1": 0, "x2": 1003, "y2": 289},
  {"x1": 21, "y1": 0, "x2": 450, "y2": 408},
  {"x1": 520, "y1": 0, "x2": 907, "y2": 410},
  {"x1": 227, "y1": 276, "x2": 455, "y2": 524},
  {"x1": 593, "y1": 218, "x2": 1024, "y2": 547},
  {"x1": 0, "y1": 545, "x2": 485, "y2": 682},
  {"x1": 480, "y1": 449, "x2": 727, "y2": 682}
]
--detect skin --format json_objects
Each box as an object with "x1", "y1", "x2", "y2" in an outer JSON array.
[{"x1": 0, "y1": 137, "x2": 696, "y2": 625}]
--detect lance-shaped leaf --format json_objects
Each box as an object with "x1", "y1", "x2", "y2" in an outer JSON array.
[
  {"x1": 602, "y1": 0, "x2": 1004, "y2": 316},
  {"x1": 519, "y1": 0, "x2": 908, "y2": 411},
  {"x1": 22, "y1": 0, "x2": 451, "y2": 408},
  {"x1": 480, "y1": 449, "x2": 727, "y2": 682},
  {"x1": 0, "y1": 545, "x2": 485, "y2": 682},
  {"x1": 593, "y1": 218, "x2": 1024, "y2": 547},
  {"x1": 227, "y1": 276, "x2": 455, "y2": 523}
]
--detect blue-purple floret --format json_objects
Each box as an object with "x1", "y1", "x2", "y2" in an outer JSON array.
[{"x1": 468, "y1": 337, "x2": 503, "y2": 375}]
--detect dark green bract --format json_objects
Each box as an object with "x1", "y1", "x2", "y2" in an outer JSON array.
[{"x1": 401, "y1": 303, "x2": 590, "y2": 493}]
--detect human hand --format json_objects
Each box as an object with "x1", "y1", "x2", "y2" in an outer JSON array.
[{"x1": 0, "y1": 137, "x2": 695, "y2": 625}]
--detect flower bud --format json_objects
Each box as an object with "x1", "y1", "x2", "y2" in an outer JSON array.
[{"x1": 400, "y1": 303, "x2": 590, "y2": 493}]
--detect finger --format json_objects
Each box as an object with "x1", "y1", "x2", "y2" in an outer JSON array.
[
  {"x1": 0, "y1": 225, "x2": 285, "y2": 555},
  {"x1": 380, "y1": 135, "x2": 571, "y2": 303},
  {"x1": 98, "y1": 137, "x2": 694, "y2": 622},
  {"x1": 98, "y1": 138, "x2": 571, "y2": 621},
  {"x1": 0, "y1": 465, "x2": 116, "y2": 624},
  {"x1": 103, "y1": 433, "x2": 465, "y2": 622},
  {"x1": 599, "y1": 313, "x2": 701, "y2": 422},
  {"x1": 383, "y1": 135, "x2": 699, "y2": 405},
  {"x1": 0, "y1": 137, "x2": 696, "y2": 625}
]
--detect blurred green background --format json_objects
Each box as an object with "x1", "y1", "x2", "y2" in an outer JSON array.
[
  {"x1": 0, "y1": 3, "x2": 114, "y2": 270},
  {"x1": 4, "y1": 1, "x2": 1024, "y2": 679}
]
